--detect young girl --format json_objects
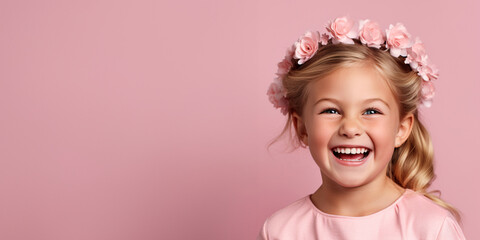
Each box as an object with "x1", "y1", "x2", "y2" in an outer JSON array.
[{"x1": 259, "y1": 17, "x2": 466, "y2": 239}]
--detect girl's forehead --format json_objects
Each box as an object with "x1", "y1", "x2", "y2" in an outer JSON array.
[{"x1": 307, "y1": 65, "x2": 397, "y2": 106}]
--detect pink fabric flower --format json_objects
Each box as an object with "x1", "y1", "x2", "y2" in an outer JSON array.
[
  {"x1": 285, "y1": 44, "x2": 295, "y2": 59},
  {"x1": 276, "y1": 57, "x2": 293, "y2": 78},
  {"x1": 386, "y1": 23, "x2": 413, "y2": 57},
  {"x1": 319, "y1": 33, "x2": 330, "y2": 45},
  {"x1": 358, "y1": 19, "x2": 384, "y2": 49},
  {"x1": 417, "y1": 63, "x2": 439, "y2": 81},
  {"x1": 420, "y1": 81, "x2": 435, "y2": 107},
  {"x1": 267, "y1": 79, "x2": 288, "y2": 115},
  {"x1": 405, "y1": 38, "x2": 428, "y2": 70},
  {"x1": 326, "y1": 16, "x2": 358, "y2": 44},
  {"x1": 293, "y1": 31, "x2": 320, "y2": 64}
]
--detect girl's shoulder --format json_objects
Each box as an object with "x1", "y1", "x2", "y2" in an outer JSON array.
[
  {"x1": 396, "y1": 189, "x2": 465, "y2": 239},
  {"x1": 257, "y1": 196, "x2": 312, "y2": 240},
  {"x1": 397, "y1": 189, "x2": 452, "y2": 218},
  {"x1": 262, "y1": 195, "x2": 311, "y2": 226}
]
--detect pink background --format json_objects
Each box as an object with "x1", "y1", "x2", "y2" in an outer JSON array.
[{"x1": 0, "y1": 0, "x2": 478, "y2": 239}]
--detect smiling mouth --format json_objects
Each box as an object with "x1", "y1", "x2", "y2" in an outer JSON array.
[{"x1": 332, "y1": 147, "x2": 371, "y2": 162}]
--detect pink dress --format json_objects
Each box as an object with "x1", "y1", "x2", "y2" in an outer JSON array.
[{"x1": 257, "y1": 189, "x2": 465, "y2": 240}]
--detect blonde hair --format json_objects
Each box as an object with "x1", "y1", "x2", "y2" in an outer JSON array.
[{"x1": 268, "y1": 40, "x2": 461, "y2": 221}]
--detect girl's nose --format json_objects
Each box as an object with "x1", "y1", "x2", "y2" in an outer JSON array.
[{"x1": 338, "y1": 116, "x2": 363, "y2": 138}]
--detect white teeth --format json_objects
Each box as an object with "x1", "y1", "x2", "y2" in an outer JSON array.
[{"x1": 333, "y1": 147, "x2": 369, "y2": 154}]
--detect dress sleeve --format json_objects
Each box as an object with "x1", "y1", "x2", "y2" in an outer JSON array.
[
  {"x1": 256, "y1": 218, "x2": 269, "y2": 240},
  {"x1": 436, "y1": 214, "x2": 466, "y2": 240}
]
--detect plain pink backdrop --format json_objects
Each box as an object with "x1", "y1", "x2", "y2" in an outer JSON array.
[{"x1": 0, "y1": 0, "x2": 478, "y2": 239}]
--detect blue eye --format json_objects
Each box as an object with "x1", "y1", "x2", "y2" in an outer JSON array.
[
  {"x1": 364, "y1": 108, "x2": 381, "y2": 115},
  {"x1": 321, "y1": 108, "x2": 339, "y2": 114}
]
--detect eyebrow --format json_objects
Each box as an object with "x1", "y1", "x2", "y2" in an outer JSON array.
[{"x1": 314, "y1": 98, "x2": 390, "y2": 108}]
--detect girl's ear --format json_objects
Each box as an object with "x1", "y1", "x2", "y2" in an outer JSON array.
[
  {"x1": 292, "y1": 112, "x2": 308, "y2": 147},
  {"x1": 395, "y1": 113, "x2": 414, "y2": 148}
]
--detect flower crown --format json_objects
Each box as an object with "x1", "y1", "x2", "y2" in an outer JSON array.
[{"x1": 267, "y1": 16, "x2": 438, "y2": 115}]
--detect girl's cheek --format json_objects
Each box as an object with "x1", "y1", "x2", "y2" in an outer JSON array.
[
  {"x1": 313, "y1": 119, "x2": 335, "y2": 131},
  {"x1": 313, "y1": 121, "x2": 337, "y2": 141},
  {"x1": 366, "y1": 120, "x2": 398, "y2": 141}
]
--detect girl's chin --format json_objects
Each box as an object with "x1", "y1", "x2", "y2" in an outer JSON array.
[{"x1": 332, "y1": 178, "x2": 369, "y2": 188}]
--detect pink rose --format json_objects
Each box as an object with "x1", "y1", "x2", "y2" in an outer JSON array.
[
  {"x1": 267, "y1": 79, "x2": 288, "y2": 115},
  {"x1": 386, "y1": 23, "x2": 413, "y2": 57},
  {"x1": 405, "y1": 38, "x2": 428, "y2": 70},
  {"x1": 420, "y1": 81, "x2": 435, "y2": 107},
  {"x1": 276, "y1": 57, "x2": 293, "y2": 78},
  {"x1": 358, "y1": 19, "x2": 385, "y2": 49},
  {"x1": 319, "y1": 33, "x2": 330, "y2": 45},
  {"x1": 417, "y1": 63, "x2": 439, "y2": 81},
  {"x1": 326, "y1": 16, "x2": 358, "y2": 44},
  {"x1": 293, "y1": 31, "x2": 320, "y2": 64}
]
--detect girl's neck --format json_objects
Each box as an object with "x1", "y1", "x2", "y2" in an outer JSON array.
[{"x1": 310, "y1": 176, "x2": 405, "y2": 217}]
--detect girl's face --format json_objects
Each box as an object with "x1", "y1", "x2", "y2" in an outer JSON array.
[{"x1": 293, "y1": 64, "x2": 413, "y2": 188}]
